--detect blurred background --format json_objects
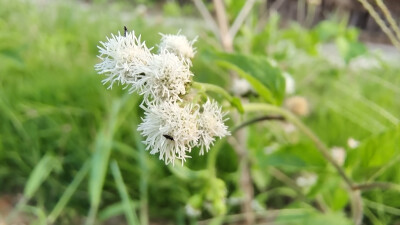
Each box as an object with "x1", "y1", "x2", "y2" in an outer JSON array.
[{"x1": 1, "y1": 0, "x2": 400, "y2": 224}]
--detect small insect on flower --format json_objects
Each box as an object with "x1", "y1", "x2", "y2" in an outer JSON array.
[
  {"x1": 124, "y1": 26, "x2": 128, "y2": 37},
  {"x1": 95, "y1": 27, "x2": 153, "y2": 89},
  {"x1": 163, "y1": 134, "x2": 174, "y2": 141}
]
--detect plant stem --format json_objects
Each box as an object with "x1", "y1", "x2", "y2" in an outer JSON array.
[
  {"x1": 192, "y1": 82, "x2": 233, "y2": 102},
  {"x1": 191, "y1": 0, "x2": 220, "y2": 39},
  {"x1": 357, "y1": 0, "x2": 400, "y2": 50},
  {"x1": 243, "y1": 103, "x2": 354, "y2": 188},
  {"x1": 243, "y1": 103, "x2": 364, "y2": 223},
  {"x1": 213, "y1": 0, "x2": 233, "y2": 52},
  {"x1": 352, "y1": 182, "x2": 400, "y2": 192},
  {"x1": 351, "y1": 190, "x2": 364, "y2": 225},
  {"x1": 374, "y1": 0, "x2": 400, "y2": 42},
  {"x1": 229, "y1": 0, "x2": 257, "y2": 38},
  {"x1": 232, "y1": 115, "x2": 285, "y2": 133}
]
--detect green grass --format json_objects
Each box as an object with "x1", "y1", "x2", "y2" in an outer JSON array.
[{"x1": 1, "y1": 0, "x2": 400, "y2": 224}]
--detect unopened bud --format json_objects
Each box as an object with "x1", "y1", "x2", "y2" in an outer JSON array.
[{"x1": 285, "y1": 96, "x2": 309, "y2": 116}]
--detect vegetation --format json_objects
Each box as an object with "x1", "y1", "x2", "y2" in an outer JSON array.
[{"x1": 0, "y1": 0, "x2": 400, "y2": 224}]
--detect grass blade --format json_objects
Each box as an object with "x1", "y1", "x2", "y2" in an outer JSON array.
[
  {"x1": 24, "y1": 154, "x2": 61, "y2": 199},
  {"x1": 110, "y1": 160, "x2": 139, "y2": 225},
  {"x1": 87, "y1": 99, "x2": 122, "y2": 225},
  {"x1": 7, "y1": 154, "x2": 60, "y2": 223},
  {"x1": 47, "y1": 160, "x2": 91, "y2": 224}
]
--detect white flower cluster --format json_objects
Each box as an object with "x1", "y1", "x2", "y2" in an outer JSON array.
[{"x1": 95, "y1": 29, "x2": 230, "y2": 165}]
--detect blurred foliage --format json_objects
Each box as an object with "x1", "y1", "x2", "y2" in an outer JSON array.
[{"x1": 1, "y1": 0, "x2": 400, "y2": 224}]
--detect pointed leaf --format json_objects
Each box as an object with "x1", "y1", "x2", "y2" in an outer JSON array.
[{"x1": 217, "y1": 53, "x2": 285, "y2": 105}]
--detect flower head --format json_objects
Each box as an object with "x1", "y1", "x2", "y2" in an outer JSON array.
[
  {"x1": 197, "y1": 99, "x2": 230, "y2": 155},
  {"x1": 137, "y1": 101, "x2": 200, "y2": 165},
  {"x1": 132, "y1": 51, "x2": 193, "y2": 103},
  {"x1": 159, "y1": 33, "x2": 197, "y2": 62},
  {"x1": 96, "y1": 29, "x2": 231, "y2": 165},
  {"x1": 95, "y1": 31, "x2": 152, "y2": 88}
]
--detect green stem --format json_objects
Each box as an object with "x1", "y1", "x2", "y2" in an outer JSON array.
[
  {"x1": 352, "y1": 182, "x2": 400, "y2": 192},
  {"x1": 133, "y1": 97, "x2": 149, "y2": 225},
  {"x1": 232, "y1": 115, "x2": 285, "y2": 133},
  {"x1": 192, "y1": 82, "x2": 233, "y2": 102},
  {"x1": 243, "y1": 103, "x2": 354, "y2": 188},
  {"x1": 206, "y1": 140, "x2": 225, "y2": 177}
]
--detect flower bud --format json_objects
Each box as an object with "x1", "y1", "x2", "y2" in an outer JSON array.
[{"x1": 285, "y1": 96, "x2": 310, "y2": 116}]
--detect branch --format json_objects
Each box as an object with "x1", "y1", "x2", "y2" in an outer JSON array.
[
  {"x1": 350, "y1": 190, "x2": 363, "y2": 225},
  {"x1": 212, "y1": 0, "x2": 233, "y2": 52},
  {"x1": 374, "y1": 0, "x2": 400, "y2": 42},
  {"x1": 232, "y1": 115, "x2": 285, "y2": 133},
  {"x1": 192, "y1": 0, "x2": 220, "y2": 39},
  {"x1": 229, "y1": 0, "x2": 257, "y2": 38},
  {"x1": 357, "y1": 0, "x2": 400, "y2": 50},
  {"x1": 352, "y1": 182, "x2": 400, "y2": 192},
  {"x1": 270, "y1": 0, "x2": 286, "y2": 12}
]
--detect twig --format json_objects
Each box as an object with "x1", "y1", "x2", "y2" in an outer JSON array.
[
  {"x1": 255, "y1": 0, "x2": 270, "y2": 32},
  {"x1": 297, "y1": 0, "x2": 306, "y2": 25},
  {"x1": 232, "y1": 115, "x2": 285, "y2": 133},
  {"x1": 357, "y1": 0, "x2": 400, "y2": 50},
  {"x1": 352, "y1": 182, "x2": 400, "y2": 192},
  {"x1": 192, "y1": 0, "x2": 220, "y2": 39},
  {"x1": 229, "y1": 0, "x2": 257, "y2": 38},
  {"x1": 227, "y1": 133, "x2": 254, "y2": 225},
  {"x1": 269, "y1": 167, "x2": 304, "y2": 197},
  {"x1": 213, "y1": 0, "x2": 233, "y2": 52},
  {"x1": 270, "y1": 0, "x2": 286, "y2": 12},
  {"x1": 374, "y1": 0, "x2": 400, "y2": 42},
  {"x1": 350, "y1": 190, "x2": 363, "y2": 225}
]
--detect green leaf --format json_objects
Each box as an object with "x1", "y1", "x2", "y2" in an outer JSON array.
[
  {"x1": 276, "y1": 210, "x2": 352, "y2": 225},
  {"x1": 347, "y1": 125, "x2": 400, "y2": 181},
  {"x1": 216, "y1": 53, "x2": 285, "y2": 105},
  {"x1": 255, "y1": 142, "x2": 326, "y2": 171},
  {"x1": 231, "y1": 97, "x2": 244, "y2": 114},
  {"x1": 98, "y1": 200, "x2": 139, "y2": 222},
  {"x1": 335, "y1": 36, "x2": 367, "y2": 63},
  {"x1": 24, "y1": 154, "x2": 61, "y2": 199}
]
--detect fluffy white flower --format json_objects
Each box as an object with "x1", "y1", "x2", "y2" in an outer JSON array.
[
  {"x1": 197, "y1": 99, "x2": 230, "y2": 155},
  {"x1": 132, "y1": 51, "x2": 193, "y2": 103},
  {"x1": 137, "y1": 102, "x2": 200, "y2": 165},
  {"x1": 159, "y1": 33, "x2": 197, "y2": 61},
  {"x1": 95, "y1": 31, "x2": 152, "y2": 88}
]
